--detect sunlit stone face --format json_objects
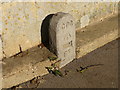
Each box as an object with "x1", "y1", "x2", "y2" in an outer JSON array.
[{"x1": 49, "y1": 12, "x2": 76, "y2": 67}]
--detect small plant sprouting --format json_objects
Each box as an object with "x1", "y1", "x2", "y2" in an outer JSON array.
[
  {"x1": 45, "y1": 59, "x2": 63, "y2": 77},
  {"x1": 48, "y1": 56, "x2": 58, "y2": 61}
]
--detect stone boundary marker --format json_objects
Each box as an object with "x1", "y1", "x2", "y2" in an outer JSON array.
[
  {"x1": 2, "y1": 14, "x2": 119, "y2": 88},
  {"x1": 49, "y1": 12, "x2": 76, "y2": 68}
]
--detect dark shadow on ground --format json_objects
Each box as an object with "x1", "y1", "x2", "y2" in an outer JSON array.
[{"x1": 41, "y1": 14, "x2": 54, "y2": 50}]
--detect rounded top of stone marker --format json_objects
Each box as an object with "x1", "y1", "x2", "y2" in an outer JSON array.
[
  {"x1": 53, "y1": 12, "x2": 74, "y2": 20},
  {"x1": 50, "y1": 12, "x2": 75, "y2": 31}
]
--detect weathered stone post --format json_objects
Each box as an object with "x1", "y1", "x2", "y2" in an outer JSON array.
[{"x1": 49, "y1": 12, "x2": 76, "y2": 67}]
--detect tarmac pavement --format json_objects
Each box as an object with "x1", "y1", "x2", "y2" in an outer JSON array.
[{"x1": 14, "y1": 38, "x2": 119, "y2": 88}]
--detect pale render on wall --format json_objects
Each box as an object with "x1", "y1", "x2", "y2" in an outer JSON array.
[{"x1": 1, "y1": 2, "x2": 118, "y2": 59}]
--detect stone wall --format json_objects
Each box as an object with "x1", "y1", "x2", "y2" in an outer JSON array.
[
  {"x1": 0, "y1": 38, "x2": 2, "y2": 60},
  {"x1": 0, "y1": 2, "x2": 118, "y2": 59},
  {"x1": 0, "y1": 5, "x2": 2, "y2": 60}
]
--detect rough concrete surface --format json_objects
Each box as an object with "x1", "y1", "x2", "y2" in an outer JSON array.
[
  {"x1": 49, "y1": 12, "x2": 75, "y2": 67},
  {"x1": 76, "y1": 14, "x2": 119, "y2": 58},
  {"x1": 2, "y1": 14, "x2": 119, "y2": 88},
  {"x1": 2, "y1": 46, "x2": 56, "y2": 88},
  {"x1": 13, "y1": 37, "x2": 119, "y2": 88}
]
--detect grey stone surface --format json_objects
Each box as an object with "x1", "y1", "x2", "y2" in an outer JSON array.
[{"x1": 49, "y1": 12, "x2": 76, "y2": 67}]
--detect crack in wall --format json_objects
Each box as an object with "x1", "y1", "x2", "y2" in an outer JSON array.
[
  {"x1": 1, "y1": 36, "x2": 7, "y2": 60},
  {"x1": 0, "y1": 34, "x2": 4, "y2": 60},
  {"x1": 12, "y1": 45, "x2": 23, "y2": 57},
  {"x1": 19, "y1": 44, "x2": 22, "y2": 53}
]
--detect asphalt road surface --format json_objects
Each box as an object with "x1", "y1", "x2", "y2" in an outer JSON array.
[{"x1": 12, "y1": 38, "x2": 119, "y2": 89}]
